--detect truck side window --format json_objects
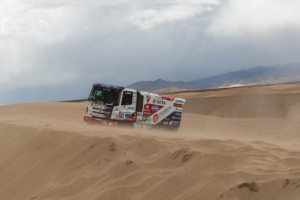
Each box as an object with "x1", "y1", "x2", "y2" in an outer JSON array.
[{"x1": 121, "y1": 91, "x2": 133, "y2": 105}]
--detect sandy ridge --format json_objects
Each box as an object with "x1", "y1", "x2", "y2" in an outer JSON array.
[{"x1": 1, "y1": 82, "x2": 300, "y2": 200}]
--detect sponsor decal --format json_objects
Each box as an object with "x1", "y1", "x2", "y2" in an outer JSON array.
[
  {"x1": 125, "y1": 111, "x2": 131, "y2": 118},
  {"x1": 153, "y1": 114, "x2": 159, "y2": 123},
  {"x1": 175, "y1": 99, "x2": 184, "y2": 104},
  {"x1": 175, "y1": 107, "x2": 182, "y2": 112},
  {"x1": 151, "y1": 106, "x2": 159, "y2": 111},
  {"x1": 153, "y1": 99, "x2": 166, "y2": 105},
  {"x1": 161, "y1": 96, "x2": 175, "y2": 101},
  {"x1": 119, "y1": 112, "x2": 124, "y2": 119},
  {"x1": 147, "y1": 95, "x2": 151, "y2": 102},
  {"x1": 137, "y1": 112, "x2": 143, "y2": 121},
  {"x1": 127, "y1": 106, "x2": 135, "y2": 110},
  {"x1": 137, "y1": 114, "x2": 142, "y2": 121},
  {"x1": 173, "y1": 103, "x2": 183, "y2": 108},
  {"x1": 143, "y1": 104, "x2": 163, "y2": 116},
  {"x1": 142, "y1": 115, "x2": 148, "y2": 122}
]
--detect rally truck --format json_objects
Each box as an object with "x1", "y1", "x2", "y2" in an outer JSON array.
[{"x1": 84, "y1": 83, "x2": 186, "y2": 131}]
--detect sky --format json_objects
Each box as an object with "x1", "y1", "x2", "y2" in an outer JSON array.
[{"x1": 1, "y1": 0, "x2": 300, "y2": 104}]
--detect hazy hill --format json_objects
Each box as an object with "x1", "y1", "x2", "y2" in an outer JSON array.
[{"x1": 128, "y1": 63, "x2": 300, "y2": 91}]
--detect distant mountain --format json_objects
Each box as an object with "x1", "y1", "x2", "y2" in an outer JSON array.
[
  {"x1": 128, "y1": 63, "x2": 300, "y2": 91},
  {"x1": 148, "y1": 87, "x2": 194, "y2": 94}
]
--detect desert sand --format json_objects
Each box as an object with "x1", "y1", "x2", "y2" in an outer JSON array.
[{"x1": 0, "y1": 83, "x2": 300, "y2": 200}]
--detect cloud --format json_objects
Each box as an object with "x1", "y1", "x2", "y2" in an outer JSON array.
[
  {"x1": 128, "y1": 0, "x2": 219, "y2": 30},
  {"x1": 0, "y1": 0, "x2": 135, "y2": 89},
  {"x1": 0, "y1": 0, "x2": 300, "y2": 105},
  {"x1": 0, "y1": 0, "x2": 134, "y2": 42},
  {"x1": 208, "y1": 0, "x2": 300, "y2": 37},
  {"x1": 0, "y1": 1, "x2": 70, "y2": 43}
]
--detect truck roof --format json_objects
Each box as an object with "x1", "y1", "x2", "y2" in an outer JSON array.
[{"x1": 93, "y1": 83, "x2": 125, "y2": 90}]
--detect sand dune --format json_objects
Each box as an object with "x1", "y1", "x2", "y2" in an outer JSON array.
[{"x1": 0, "y1": 83, "x2": 300, "y2": 200}]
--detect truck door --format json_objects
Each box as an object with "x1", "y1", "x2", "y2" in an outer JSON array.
[{"x1": 117, "y1": 89, "x2": 137, "y2": 121}]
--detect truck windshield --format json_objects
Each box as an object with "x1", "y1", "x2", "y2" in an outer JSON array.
[{"x1": 89, "y1": 86, "x2": 120, "y2": 105}]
